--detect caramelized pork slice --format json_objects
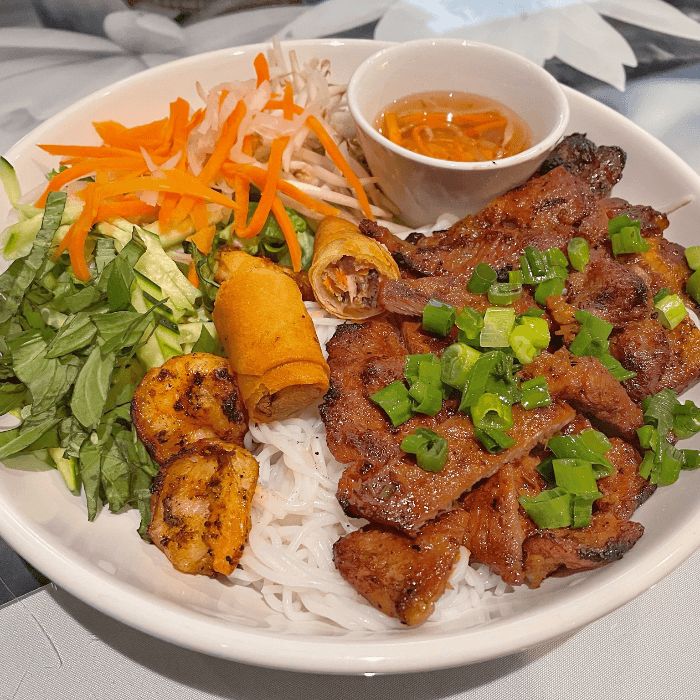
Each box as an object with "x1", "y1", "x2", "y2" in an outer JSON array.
[
  {"x1": 609, "y1": 318, "x2": 670, "y2": 402},
  {"x1": 596, "y1": 438, "x2": 655, "y2": 520},
  {"x1": 522, "y1": 513, "x2": 644, "y2": 588},
  {"x1": 565, "y1": 250, "x2": 651, "y2": 326},
  {"x1": 535, "y1": 132, "x2": 626, "y2": 197},
  {"x1": 599, "y1": 198, "x2": 669, "y2": 239},
  {"x1": 337, "y1": 401, "x2": 575, "y2": 535},
  {"x1": 333, "y1": 510, "x2": 470, "y2": 625},
  {"x1": 460, "y1": 457, "x2": 544, "y2": 586},
  {"x1": 656, "y1": 315, "x2": 700, "y2": 395},
  {"x1": 521, "y1": 348, "x2": 644, "y2": 440},
  {"x1": 148, "y1": 439, "x2": 259, "y2": 576},
  {"x1": 379, "y1": 274, "x2": 538, "y2": 317},
  {"x1": 361, "y1": 168, "x2": 609, "y2": 278},
  {"x1": 131, "y1": 352, "x2": 247, "y2": 464}
]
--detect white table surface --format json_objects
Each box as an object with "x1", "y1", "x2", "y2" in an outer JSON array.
[{"x1": 3, "y1": 1, "x2": 700, "y2": 696}]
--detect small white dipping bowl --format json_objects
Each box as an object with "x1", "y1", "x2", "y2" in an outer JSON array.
[{"x1": 347, "y1": 38, "x2": 570, "y2": 227}]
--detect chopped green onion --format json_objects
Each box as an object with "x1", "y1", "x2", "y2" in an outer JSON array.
[
  {"x1": 609, "y1": 225, "x2": 649, "y2": 256},
  {"x1": 672, "y1": 399, "x2": 700, "y2": 439},
  {"x1": 422, "y1": 299, "x2": 455, "y2": 336},
  {"x1": 519, "y1": 487, "x2": 572, "y2": 529},
  {"x1": 567, "y1": 237, "x2": 589, "y2": 271},
  {"x1": 408, "y1": 381, "x2": 443, "y2": 416},
  {"x1": 637, "y1": 424, "x2": 658, "y2": 450},
  {"x1": 467, "y1": 263, "x2": 497, "y2": 294},
  {"x1": 642, "y1": 388, "x2": 678, "y2": 437},
  {"x1": 458, "y1": 350, "x2": 502, "y2": 410},
  {"x1": 520, "y1": 376, "x2": 552, "y2": 409},
  {"x1": 509, "y1": 269, "x2": 523, "y2": 285},
  {"x1": 547, "y1": 433, "x2": 613, "y2": 477},
  {"x1": 519, "y1": 307, "x2": 546, "y2": 319},
  {"x1": 401, "y1": 427, "x2": 448, "y2": 472},
  {"x1": 487, "y1": 282, "x2": 522, "y2": 306},
  {"x1": 509, "y1": 330, "x2": 538, "y2": 364},
  {"x1": 474, "y1": 427, "x2": 516, "y2": 453},
  {"x1": 569, "y1": 309, "x2": 613, "y2": 358},
  {"x1": 370, "y1": 380, "x2": 413, "y2": 426},
  {"x1": 480, "y1": 307, "x2": 516, "y2": 348},
  {"x1": 440, "y1": 342, "x2": 481, "y2": 390},
  {"x1": 520, "y1": 247, "x2": 552, "y2": 285},
  {"x1": 598, "y1": 352, "x2": 636, "y2": 382},
  {"x1": 571, "y1": 493, "x2": 601, "y2": 528},
  {"x1": 686, "y1": 269, "x2": 700, "y2": 304},
  {"x1": 471, "y1": 392, "x2": 513, "y2": 431},
  {"x1": 553, "y1": 458, "x2": 600, "y2": 495},
  {"x1": 654, "y1": 292, "x2": 687, "y2": 330},
  {"x1": 608, "y1": 214, "x2": 641, "y2": 234},
  {"x1": 653, "y1": 287, "x2": 672, "y2": 305},
  {"x1": 685, "y1": 246, "x2": 700, "y2": 271},
  {"x1": 455, "y1": 306, "x2": 484, "y2": 346},
  {"x1": 534, "y1": 277, "x2": 565, "y2": 306},
  {"x1": 578, "y1": 429, "x2": 612, "y2": 455},
  {"x1": 546, "y1": 247, "x2": 569, "y2": 268},
  {"x1": 404, "y1": 353, "x2": 437, "y2": 384}
]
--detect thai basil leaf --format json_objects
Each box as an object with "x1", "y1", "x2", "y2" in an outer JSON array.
[
  {"x1": 70, "y1": 345, "x2": 116, "y2": 428},
  {"x1": 0, "y1": 191, "x2": 67, "y2": 323},
  {"x1": 0, "y1": 412, "x2": 61, "y2": 460},
  {"x1": 45, "y1": 311, "x2": 98, "y2": 358}
]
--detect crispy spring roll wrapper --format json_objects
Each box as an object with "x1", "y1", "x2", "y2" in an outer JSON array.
[
  {"x1": 309, "y1": 216, "x2": 400, "y2": 320},
  {"x1": 212, "y1": 252, "x2": 329, "y2": 423}
]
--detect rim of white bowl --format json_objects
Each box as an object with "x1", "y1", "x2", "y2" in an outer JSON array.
[{"x1": 347, "y1": 38, "x2": 570, "y2": 171}]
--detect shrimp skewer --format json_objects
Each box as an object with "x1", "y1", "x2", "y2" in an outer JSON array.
[{"x1": 131, "y1": 353, "x2": 258, "y2": 576}]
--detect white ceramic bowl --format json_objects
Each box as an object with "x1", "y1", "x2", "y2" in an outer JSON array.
[
  {"x1": 2, "y1": 39, "x2": 700, "y2": 676},
  {"x1": 347, "y1": 38, "x2": 570, "y2": 226}
]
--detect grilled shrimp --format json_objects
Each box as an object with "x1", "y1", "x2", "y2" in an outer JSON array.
[
  {"x1": 148, "y1": 439, "x2": 259, "y2": 576},
  {"x1": 131, "y1": 352, "x2": 247, "y2": 464}
]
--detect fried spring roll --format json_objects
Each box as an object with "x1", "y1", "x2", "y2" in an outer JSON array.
[
  {"x1": 212, "y1": 252, "x2": 329, "y2": 423},
  {"x1": 309, "y1": 216, "x2": 400, "y2": 319}
]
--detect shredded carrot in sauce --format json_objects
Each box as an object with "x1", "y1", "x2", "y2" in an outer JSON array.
[{"x1": 376, "y1": 90, "x2": 532, "y2": 163}]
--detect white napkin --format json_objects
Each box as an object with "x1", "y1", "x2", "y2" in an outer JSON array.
[{"x1": 373, "y1": 0, "x2": 700, "y2": 90}]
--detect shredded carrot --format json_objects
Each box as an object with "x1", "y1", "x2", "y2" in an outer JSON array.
[
  {"x1": 170, "y1": 100, "x2": 247, "y2": 224},
  {"x1": 190, "y1": 200, "x2": 209, "y2": 233},
  {"x1": 58, "y1": 183, "x2": 101, "y2": 281},
  {"x1": 96, "y1": 171, "x2": 241, "y2": 210},
  {"x1": 187, "y1": 260, "x2": 200, "y2": 288},
  {"x1": 95, "y1": 199, "x2": 156, "y2": 220},
  {"x1": 233, "y1": 135, "x2": 254, "y2": 234},
  {"x1": 39, "y1": 144, "x2": 141, "y2": 159},
  {"x1": 271, "y1": 196, "x2": 301, "y2": 272},
  {"x1": 221, "y1": 162, "x2": 339, "y2": 217},
  {"x1": 239, "y1": 135, "x2": 289, "y2": 238},
  {"x1": 306, "y1": 115, "x2": 374, "y2": 220},
  {"x1": 253, "y1": 52, "x2": 270, "y2": 87},
  {"x1": 282, "y1": 83, "x2": 295, "y2": 121},
  {"x1": 188, "y1": 224, "x2": 216, "y2": 255},
  {"x1": 264, "y1": 99, "x2": 304, "y2": 116},
  {"x1": 35, "y1": 156, "x2": 148, "y2": 207},
  {"x1": 93, "y1": 118, "x2": 169, "y2": 151}
]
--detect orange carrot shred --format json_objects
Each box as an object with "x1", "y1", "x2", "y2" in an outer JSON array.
[
  {"x1": 188, "y1": 224, "x2": 216, "y2": 255},
  {"x1": 253, "y1": 52, "x2": 270, "y2": 87},
  {"x1": 271, "y1": 196, "x2": 301, "y2": 272},
  {"x1": 239, "y1": 135, "x2": 289, "y2": 239},
  {"x1": 187, "y1": 260, "x2": 200, "y2": 288},
  {"x1": 306, "y1": 115, "x2": 374, "y2": 220},
  {"x1": 221, "y1": 162, "x2": 339, "y2": 217},
  {"x1": 282, "y1": 83, "x2": 295, "y2": 121}
]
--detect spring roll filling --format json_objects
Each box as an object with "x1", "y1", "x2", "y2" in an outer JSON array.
[{"x1": 322, "y1": 256, "x2": 382, "y2": 309}]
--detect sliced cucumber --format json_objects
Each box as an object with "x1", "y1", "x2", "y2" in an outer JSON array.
[{"x1": 49, "y1": 447, "x2": 81, "y2": 495}]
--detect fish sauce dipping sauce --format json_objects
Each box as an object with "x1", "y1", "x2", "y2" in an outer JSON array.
[
  {"x1": 348, "y1": 38, "x2": 569, "y2": 226},
  {"x1": 374, "y1": 90, "x2": 533, "y2": 162}
]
